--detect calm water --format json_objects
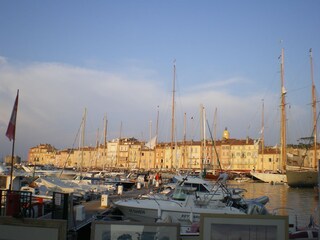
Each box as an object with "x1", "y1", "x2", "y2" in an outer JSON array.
[{"x1": 230, "y1": 181, "x2": 319, "y2": 227}]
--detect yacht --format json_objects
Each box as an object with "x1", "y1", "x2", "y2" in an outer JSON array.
[{"x1": 114, "y1": 173, "x2": 269, "y2": 226}]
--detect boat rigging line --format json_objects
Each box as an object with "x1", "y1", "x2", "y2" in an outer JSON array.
[{"x1": 206, "y1": 119, "x2": 223, "y2": 172}]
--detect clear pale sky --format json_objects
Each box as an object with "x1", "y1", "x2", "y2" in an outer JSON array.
[{"x1": 0, "y1": 1, "x2": 319, "y2": 160}]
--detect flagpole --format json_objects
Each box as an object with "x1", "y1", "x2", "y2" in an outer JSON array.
[
  {"x1": 9, "y1": 136, "x2": 16, "y2": 191},
  {"x1": 6, "y1": 89, "x2": 19, "y2": 191}
]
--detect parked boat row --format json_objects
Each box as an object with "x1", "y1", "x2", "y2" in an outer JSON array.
[
  {"x1": 112, "y1": 173, "x2": 268, "y2": 235},
  {"x1": 1, "y1": 163, "x2": 318, "y2": 239}
]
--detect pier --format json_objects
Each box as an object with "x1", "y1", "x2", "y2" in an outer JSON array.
[{"x1": 0, "y1": 186, "x2": 156, "y2": 240}]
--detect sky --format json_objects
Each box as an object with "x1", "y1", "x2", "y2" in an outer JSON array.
[{"x1": 0, "y1": 1, "x2": 320, "y2": 160}]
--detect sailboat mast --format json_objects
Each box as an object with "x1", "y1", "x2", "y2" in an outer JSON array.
[
  {"x1": 170, "y1": 61, "x2": 176, "y2": 170},
  {"x1": 156, "y1": 106, "x2": 159, "y2": 146},
  {"x1": 117, "y1": 121, "x2": 122, "y2": 167},
  {"x1": 95, "y1": 128, "x2": 99, "y2": 169},
  {"x1": 149, "y1": 120, "x2": 153, "y2": 169},
  {"x1": 310, "y1": 48, "x2": 317, "y2": 169},
  {"x1": 183, "y1": 112, "x2": 187, "y2": 169},
  {"x1": 261, "y1": 99, "x2": 265, "y2": 171},
  {"x1": 103, "y1": 114, "x2": 107, "y2": 171},
  {"x1": 203, "y1": 107, "x2": 207, "y2": 171},
  {"x1": 104, "y1": 114, "x2": 108, "y2": 146},
  {"x1": 80, "y1": 108, "x2": 87, "y2": 177},
  {"x1": 280, "y1": 48, "x2": 287, "y2": 171},
  {"x1": 200, "y1": 104, "x2": 204, "y2": 171},
  {"x1": 213, "y1": 108, "x2": 217, "y2": 169},
  {"x1": 154, "y1": 106, "x2": 159, "y2": 169}
]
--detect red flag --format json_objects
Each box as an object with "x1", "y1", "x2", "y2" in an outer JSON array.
[{"x1": 6, "y1": 90, "x2": 19, "y2": 141}]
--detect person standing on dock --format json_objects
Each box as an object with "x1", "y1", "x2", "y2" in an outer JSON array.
[
  {"x1": 159, "y1": 173, "x2": 162, "y2": 186},
  {"x1": 144, "y1": 173, "x2": 149, "y2": 189},
  {"x1": 155, "y1": 172, "x2": 160, "y2": 188}
]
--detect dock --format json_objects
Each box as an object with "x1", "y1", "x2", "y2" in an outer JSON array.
[{"x1": 68, "y1": 187, "x2": 152, "y2": 239}]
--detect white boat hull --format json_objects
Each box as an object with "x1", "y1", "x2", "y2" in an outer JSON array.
[
  {"x1": 250, "y1": 171, "x2": 287, "y2": 184},
  {"x1": 114, "y1": 198, "x2": 245, "y2": 224}
]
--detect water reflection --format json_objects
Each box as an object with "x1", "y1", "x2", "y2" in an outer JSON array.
[{"x1": 231, "y1": 182, "x2": 318, "y2": 225}]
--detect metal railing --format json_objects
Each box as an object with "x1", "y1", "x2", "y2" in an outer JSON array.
[{"x1": 0, "y1": 190, "x2": 32, "y2": 218}]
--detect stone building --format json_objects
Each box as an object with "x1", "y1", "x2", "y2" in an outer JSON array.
[
  {"x1": 4, "y1": 155, "x2": 21, "y2": 165},
  {"x1": 30, "y1": 129, "x2": 308, "y2": 173},
  {"x1": 28, "y1": 144, "x2": 57, "y2": 166}
]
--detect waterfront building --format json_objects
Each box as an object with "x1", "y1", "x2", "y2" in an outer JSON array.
[
  {"x1": 72, "y1": 146, "x2": 96, "y2": 170},
  {"x1": 119, "y1": 138, "x2": 143, "y2": 169},
  {"x1": 106, "y1": 139, "x2": 118, "y2": 168},
  {"x1": 185, "y1": 141, "x2": 202, "y2": 170},
  {"x1": 28, "y1": 144, "x2": 57, "y2": 166},
  {"x1": 228, "y1": 138, "x2": 259, "y2": 171},
  {"x1": 163, "y1": 143, "x2": 173, "y2": 169},
  {"x1": 257, "y1": 147, "x2": 280, "y2": 172},
  {"x1": 4, "y1": 155, "x2": 21, "y2": 165},
  {"x1": 96, "y1": 144, "x2": 108, "y2": 170},
  {"x1": 118, "y1": 141, "x2": 129, "y2": 168},
  {"x1": 30, "y1": 133, "x2": 320, "y2": 173},
  {"x1": 154, "y1": 143, "x2": 166, "y2": 170},
  {"x1": 128, "y1": 143, "x2": 141, "y2": 169},
  {"x1": 55, "y1": 148, "x2": 74, "y2": 168},
  {"x1": 140, "y1": 147, "x2": 155, "y2": 170}
]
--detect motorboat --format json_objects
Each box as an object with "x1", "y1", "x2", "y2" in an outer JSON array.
[
  {"x1": 20, "y1": 165, "x2": 77, "y2": 179},
  {"x1": 161, "y1": 173, "x2": 269, "y2": 205},
  {"x1": 114, "y1": 173, "x2": 269, "y2": 226}
]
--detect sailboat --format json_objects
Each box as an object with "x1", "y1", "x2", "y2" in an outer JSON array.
[
  {"x1": 286, "y1": 49, "x2": 318, "y2": 188},
  {"x1": 250, "y1": 48, "x2": 287, "y2": 184}
]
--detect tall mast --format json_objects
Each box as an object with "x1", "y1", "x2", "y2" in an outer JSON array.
[
  {"x1": 156, "y1": 106, "x2": 159, "y2": 145},
  {"x1": 310, "y1": 48, "x2": 317, "y2": 169},
  {"x1": 203, "y1": 106, "x2": 207, "y2": 171},
  {"x1": 280, "y1": 48, "x2": 287, "y2": 171},
  {"x1": 80, "y1": 108, "x2": 86, "y2": 178},
  {"x1": 213, "y1": 107, "x2": 217, "y2": 169},
  {"x1": 149, "y1": 120, "x2": 152, "y2": 149},
  {"x1": 170, "y1": 60, "x2": 176, "y2": 170},
  {"x1": 116, "y1": 121, "x2": 122, "y2": 168},
  {"x1": 95, "y1": 127, "x2": 99, "y2": 169},
  {"x1": 261, "y1": 99, "x2": 265, "y2": 171},
  {"x1": 103, "y1": 114, "x2": 108, "y2": 170},
  {"x1": 104, "y1": 114, "x2": 108, "y2": 147},
  {"x1": 155, "y1": 107, "x2": 159, "y2": 169},
  {"x1": 183, "y1": 112, "x2": 187, "y2": 169},
  {"x1": 200, "y1": 104, "x2": 204, "y2": 171},
  {"x1": 149, "y1": 120, "x2": 153, "y2": 169}
]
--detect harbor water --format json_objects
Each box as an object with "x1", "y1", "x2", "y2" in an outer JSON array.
[{"x1": 232, "y1": 181, "x2": 319, "y2": 227}]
